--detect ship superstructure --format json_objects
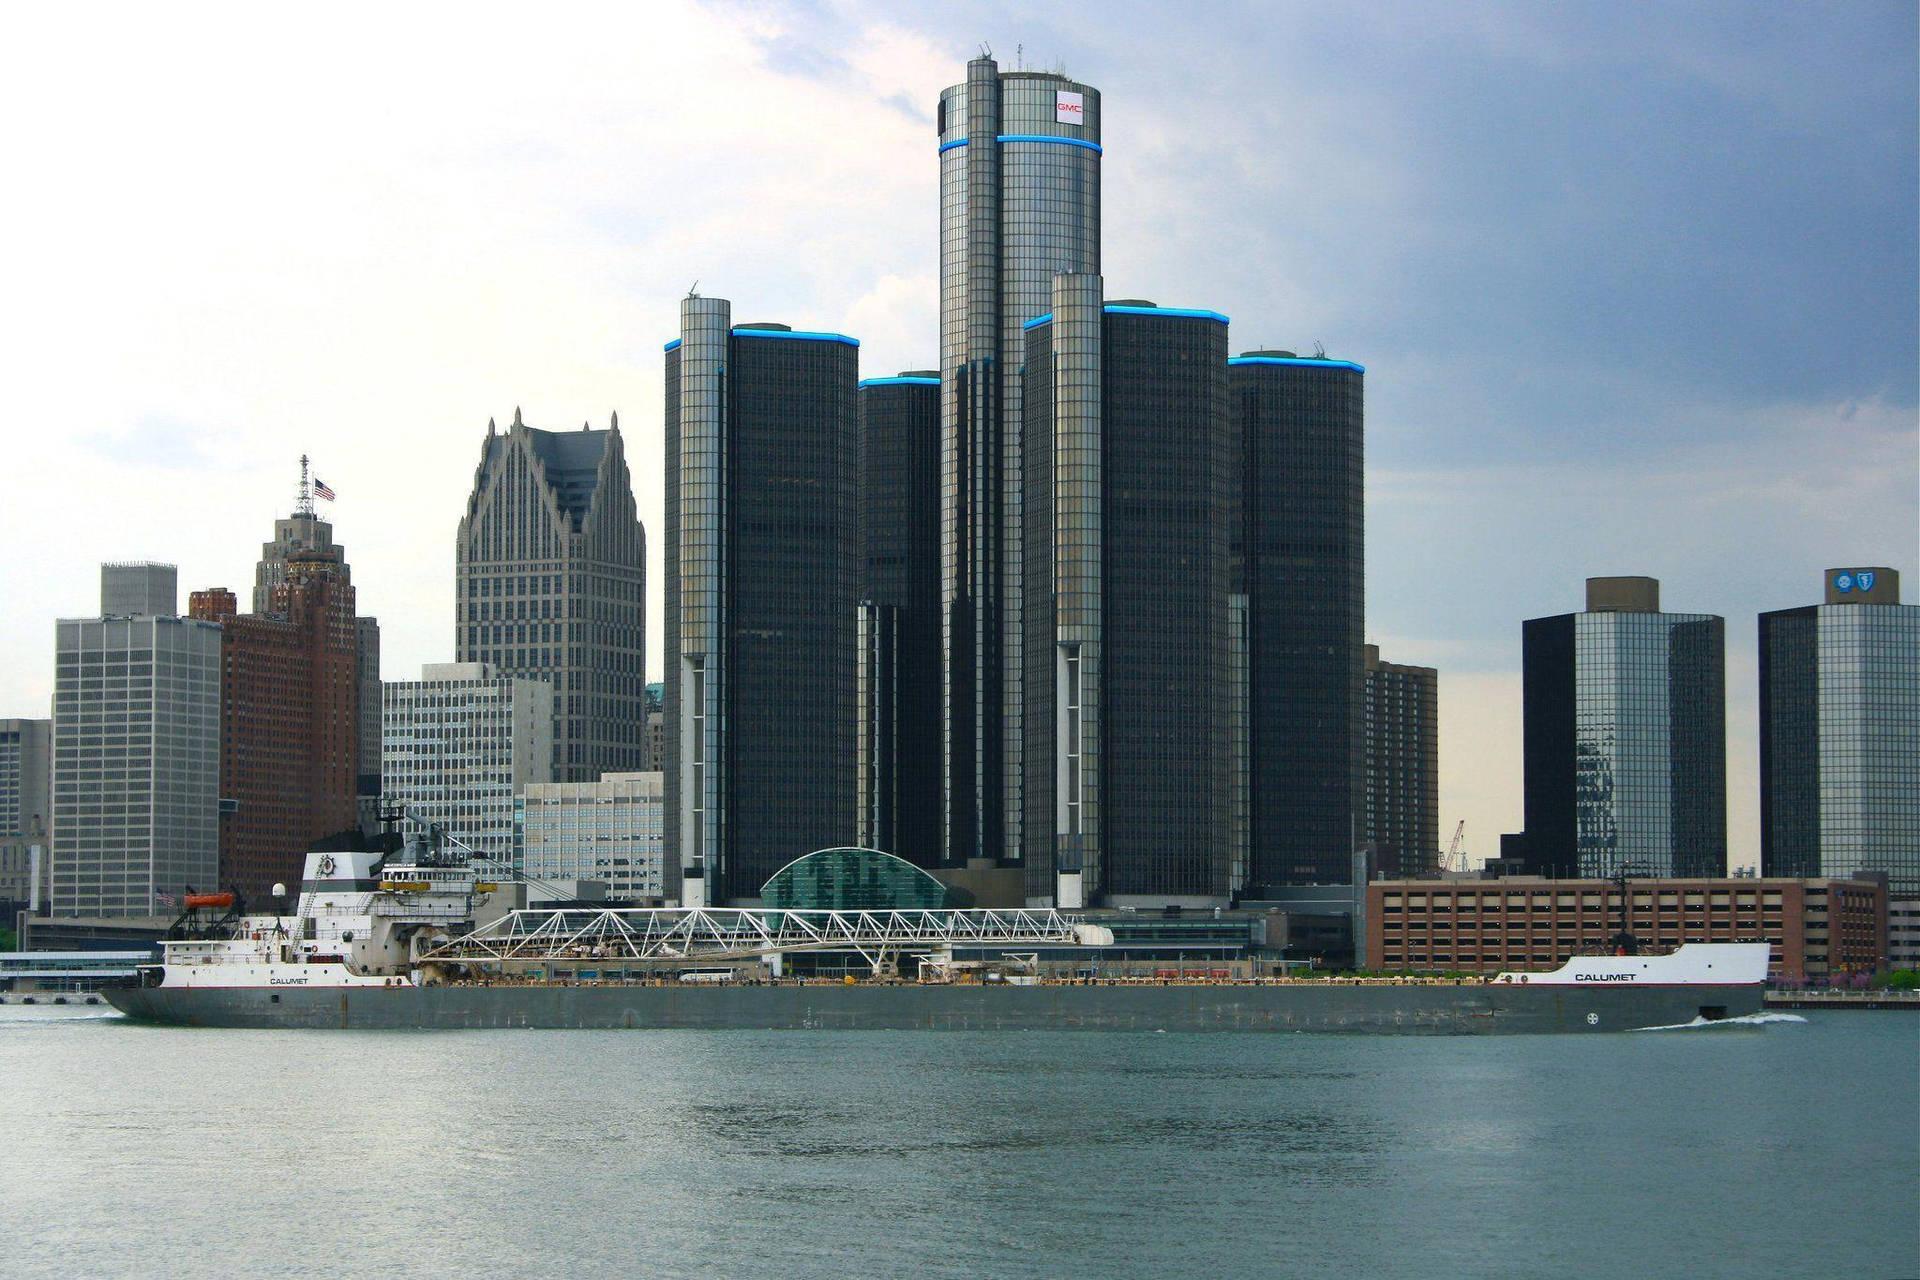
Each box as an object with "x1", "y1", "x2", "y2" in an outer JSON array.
[{"x1": 141, "y1": 837, "x2": 497, "y2": 991}]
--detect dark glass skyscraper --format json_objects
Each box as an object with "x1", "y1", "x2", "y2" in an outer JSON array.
[
  {"x1": 1232, "y1": 353, "x2": 1365, "y2": 889},
  {"x1": 1522, "y1": 577, "x2": 1726, "y2": 879},
  {"x1": 1362, "y1": 645, "x2": 1439, "y2": 879},
  {"x1": 856, "y1": 373, "x2": 942, "y2": 868},
  {"x1": 665, "y1": 300, "x2": 858, "y2": 905},
  {"x1": 939, "y1": 55, "x2": 1102, "y2": 868},
  {"x1": 1760, "y1": 567, "x2": 1918, "y2": 895},
  {"x1": 1021, "y1": 282, "x2": 1234, "y2": 905},
  {"x1": 455, "y1": 412, "x2": 647, "y2": 782}
]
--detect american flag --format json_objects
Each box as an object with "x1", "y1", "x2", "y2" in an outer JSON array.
[
  {"x1": 314, "y1": 478, "x2": 337, "y2": 501},
  {"x1": 155, "y1": 891, "x2": 177, "y2": 907}
]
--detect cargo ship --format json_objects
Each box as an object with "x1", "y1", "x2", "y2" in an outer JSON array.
[{"x1": 104, "y1": 845, "x2": 1771, "y2": 1034}]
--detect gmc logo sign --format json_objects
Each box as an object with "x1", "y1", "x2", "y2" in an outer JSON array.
[{"x1": 1056, "y1": 90, "x2": 1084, "y2": 124}]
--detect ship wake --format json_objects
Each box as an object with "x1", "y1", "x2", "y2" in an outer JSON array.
[
  {"x1": 1634, "y1": 1011, "x2": 1807, "y2": 1032},
  {"x1": 0, "y1": 1006, "x2": 125, "y2": 1024}
]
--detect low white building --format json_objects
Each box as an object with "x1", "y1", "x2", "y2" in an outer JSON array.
[
  {"x1": 516, "y1": 771, "x2": 664, "y2": 902},
  {"x1": 382, "y1": 663, "x2": 551, "y2": 867}
]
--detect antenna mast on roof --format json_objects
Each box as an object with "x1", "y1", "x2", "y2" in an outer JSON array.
[{"x1": 296, "y1": 454, "x2": 314, "y2": 518}]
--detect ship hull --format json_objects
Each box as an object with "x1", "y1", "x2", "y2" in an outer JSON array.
[{"x1": 104, "y1": 981, "x2": 1763, "y2": 1033}]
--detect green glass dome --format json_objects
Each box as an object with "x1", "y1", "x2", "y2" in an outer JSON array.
[{"x1": 760, "y1": 847, "x2": 957, "y2": 911}]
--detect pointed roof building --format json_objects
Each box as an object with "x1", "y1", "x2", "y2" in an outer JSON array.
[{"x1": 456, "y1": 411, "x2": 647, "y2": 783}]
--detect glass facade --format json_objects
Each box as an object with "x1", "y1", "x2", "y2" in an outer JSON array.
[
  {"x1": 455, "y1": 414, "x2": 647, "y2": 783},
  {"x1": 665, "y1": 311, "x2": 859, "y2": 904},
  {"x1": 761, "y1": 846, "x2": 955, "y2": 911},
  {"x1": 1523, "y1": 603, "x2": 1727, "y2": 879},
  {"x1": 1023, "y1": 297, "x2": 1233, "y2": 902},
  {"x1": 856, "y1": 378, "x2": 942, "y2": 868},
  {"x1": 1231, "y1": 357, "x2": 1365, "y2": 889},
  {"x1": 939, "y1": 57, "x2": 1102, "y2": 869},
  {"x1": 1760, "y1": 597, "x2": 1920, "y2": 895}
]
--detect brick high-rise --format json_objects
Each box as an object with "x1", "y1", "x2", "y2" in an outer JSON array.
[{"x1": 190, "y1": 546, "x2": 359, "y2": 905}]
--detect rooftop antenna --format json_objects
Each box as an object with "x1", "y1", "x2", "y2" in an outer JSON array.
[
  {"x1": 1017, "y1": 43, "x2": 1023, "y2": 69},
  {"x1": 296, "y1": 454, "x2": 314, "y2": 518}
]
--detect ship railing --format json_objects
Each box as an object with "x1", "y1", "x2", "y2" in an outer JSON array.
[{"x1": 419, "y1": 907, "x2": 1097, "y2": 975}]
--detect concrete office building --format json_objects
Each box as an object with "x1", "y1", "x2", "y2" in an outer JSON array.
[
  {"x1": 51, "y1": 568, "x2": 221, "y2": 916},
  {"x1": 856, "y1": 372, "x2": 942, "y2": 868},
  {"x1": 100, "y1": 562, "x2": 178, "y2": 618},
  {"x1": 1759, "y1": 567, "x2": 1919, "y2": 897},
  {"x1": 1232, "y1": 353, "x2": 1366, "y2": 890},
  {"x1": 456, "y1": 411, "x2": 647, "y2": 782},
  {"x1": 1362, "y1": 646, "x2": 1439, "y2": 879},
  {"x1": 516, "y1": 771, "x2": 665, "y2": 903},
  {"x1": 381, "y1": 663, "x2": 552, "y2": 867},
  {"x1": 252, "y1": 467, "x2": 383, "y2": 831},
  {"x1": 1021, "y1": 284, "x2": 1235, "y2": 905},
  {"x1": 0, "y1": 719, "x2": 52, "y2": 909},
  {"x1": 1522, "y1": 577, "x2": 1727, "y2": 879},
  {"x1": 938, "y1": 54, "x2": 1102, "y2": 868},
  {"x1": 665, "y1": 300, "x2": 859, "y2": 905},
  {"x1": 1365, "y1": 876, "x2": 1887, "y2": 981}
]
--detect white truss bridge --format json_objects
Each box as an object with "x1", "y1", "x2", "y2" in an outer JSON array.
[{"x1": 421, "y1": 907, "x2": 1115, "y2": 973}]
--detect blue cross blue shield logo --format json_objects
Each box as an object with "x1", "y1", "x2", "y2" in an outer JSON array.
[
  {"x1": 1835, "y1": 573, "x2": 1855, "y2": 592},
  {"x1": 1857, "y1": 571, "x2": 1876, "y2": 592}
]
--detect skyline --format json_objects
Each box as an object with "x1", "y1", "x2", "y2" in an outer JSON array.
[{"x1": 2, "y1": 2, "x2": 1914, "y2": 868}]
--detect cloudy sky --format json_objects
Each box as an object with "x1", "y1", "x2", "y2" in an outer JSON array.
[{"x1": 2, "y1": 1, "x2": 1913, "y2": 868}]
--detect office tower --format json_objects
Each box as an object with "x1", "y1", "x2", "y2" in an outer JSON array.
[
  {"x1": 189, "y1": 564, "x2": 359, "y2": 906},
  {"x1": 1759, "y1": 567, "x2": 1918, "y2": 896},
  {"x1": 455, "y1": 410, "x2": 646, "y2": 782},
  {"x1": 939, "y1": 54, "x2": 1102, "y2": 867},
  {"x1": 381, "y1": 663, "x2": 552, "y2": 866},
  {"x1": 1022, "y1": 283, "x2": 1234, "y2": 905},
  {"x1": 1522, "y1": 576, "x2": 1727, "y2": 879},
  {"x1": 1362, "y1": 645, "x2": 1439, "y2": 879},
  {"x1": 101, "y1": 562, "x2": 177, "y2": 617},
  {"x1": 0, "y1": 719, "x2": 52, "y2": 908},
  {"x1": 253, "y1": 466, "x2": 383, "y2": 830},
  {"x1": 1232, "y1": 351, "x2": 1365, "y2": 890},
  {"x1": 643, "y1": 682, "x2": 663, "y2": 771},
  {"x1": 51, "y1": 569, "x2": 221, "y2": 916},
  {"x1": 665, "y1": 299, "x2": 858, "y2": 905},
  {"x1": 517, "y1": 771, "x2": 665, "y2": 902},
  {"x1": 856, "y1": 371, "x2": 942, "y2": 866},
  {"x1": 355, "y1": 616, "x2": 381, "y2": 826}
]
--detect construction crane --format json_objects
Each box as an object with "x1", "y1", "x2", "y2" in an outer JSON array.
[{"x1": 1441, "y1": 820, "x2": 1467, "y2": 874}]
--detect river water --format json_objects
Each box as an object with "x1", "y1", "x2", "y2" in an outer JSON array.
[{"x1": 0, "y1": 1007, "x2": 1912, "y2": 1278}]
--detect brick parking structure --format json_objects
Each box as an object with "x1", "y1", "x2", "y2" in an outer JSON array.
[{"x1": 1365, "y1": 876, "x2": 1886, "y2": 981}]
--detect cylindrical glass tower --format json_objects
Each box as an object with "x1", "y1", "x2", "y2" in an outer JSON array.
[{"x1": 937, "y1": 56, "x2": 1101, "y2": 873}]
